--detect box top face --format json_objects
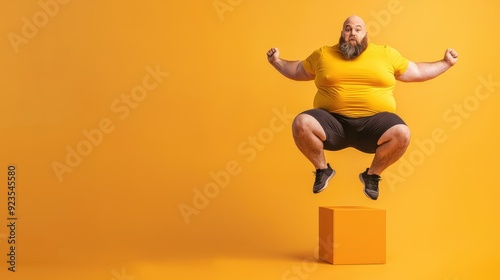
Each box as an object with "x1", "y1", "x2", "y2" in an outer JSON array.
[{"x1": 319, "y1": 206, "x2": 384, "y2": 211}]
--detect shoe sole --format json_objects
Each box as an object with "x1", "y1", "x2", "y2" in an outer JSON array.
[
  {"x1": 359, "y1": 173, "x2": 377, "y2": 200},
  {"x1": 314, "y1": 170, "x2": 336, "y2": 194}
]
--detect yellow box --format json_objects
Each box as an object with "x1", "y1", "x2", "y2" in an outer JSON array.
[{"x1": 319, "y1": 206, "x2": 386, "y2": 265}]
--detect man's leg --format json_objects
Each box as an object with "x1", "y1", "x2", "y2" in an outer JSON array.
[
  {"x1": 293, "y1": 112, "x2": 338, "y2": 193},
  {"x1": 292, "y1": 113, "x2": 328, "y2": 170},
  {"x1": 368, "y1": 124, "x2": 411, "y2": 175}
]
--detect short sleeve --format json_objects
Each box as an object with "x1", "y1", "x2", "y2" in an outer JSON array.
[
  {"x1": 386, "y1": 46, "x2": 409, "y2": 76},
  {"x1": 302, "y1": 48, "x2": 322, "y2": 75}
]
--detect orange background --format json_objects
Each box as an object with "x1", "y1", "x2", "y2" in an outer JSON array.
[{"x1": 1, "y1": 0, "x2": 499, "y2": 279}]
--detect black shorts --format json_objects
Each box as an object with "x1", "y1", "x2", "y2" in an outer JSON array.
[{"x1": 301, "y1": 109, "x2": 406, "y2": 154}]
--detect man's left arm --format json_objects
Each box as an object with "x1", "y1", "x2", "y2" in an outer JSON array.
[{"x1": 396, "y1": 48, "x2": 459, "y2": 82}]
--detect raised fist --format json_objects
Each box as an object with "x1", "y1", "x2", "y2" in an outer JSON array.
[
  {"x1": 267, "y1": 47, "x2": 280, "y2": 63},
  {"x1": 444, "y1": 48, "x2": 458, "y2": 66}
]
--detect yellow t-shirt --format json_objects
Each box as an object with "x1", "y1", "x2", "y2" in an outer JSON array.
[{"x1": 302, "y1": 43, "x2": 409, "y2": 117}]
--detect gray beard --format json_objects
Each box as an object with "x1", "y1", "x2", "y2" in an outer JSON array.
[{"x1": 339, "y1": 36, "x2": 368, "y2": 60}]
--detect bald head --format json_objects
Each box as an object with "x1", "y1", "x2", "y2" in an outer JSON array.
[
  {"x1": 343, "y1": 15, "x2": 366, "y2": 30},
  {"x1": 338, "y1": 15, "x2": 368, "y2": 60}
]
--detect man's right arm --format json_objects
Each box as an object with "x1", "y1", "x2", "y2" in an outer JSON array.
[{"x1": 267, "y1": 47, "x2": 315, "y2": 81}]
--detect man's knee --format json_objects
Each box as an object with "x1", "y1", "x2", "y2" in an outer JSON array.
[
  {"x1": 379, "y1": 124, "x2": 411, "y2": 147},
  {"x1": 292, "y1": 114, "x2": 325, "y2": 139},
  {"x1": 393, "y1": 124, "x2": 411, "y2": 147},
  {"x1": 292, "y1": 114, "x2": 312, "y2": 133}
]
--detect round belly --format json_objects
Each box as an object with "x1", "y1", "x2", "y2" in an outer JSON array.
[{"x1": 313, "y1": 89, "x2": 396, "y2": 117}]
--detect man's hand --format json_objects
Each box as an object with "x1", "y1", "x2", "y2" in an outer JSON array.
[
  {"x1": 266, "y1": 47, "x2": 314, "y2": 81},
  {"x1": 444, "y1": 48, "x2": 458, "y2": 66},
  {"x1": 267, "y1": 47, "x2": 280, "y2": 64}
]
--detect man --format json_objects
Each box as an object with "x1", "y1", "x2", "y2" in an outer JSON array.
[{"x1": 266, "y1": 15, "x2": 458, "y2": 200}]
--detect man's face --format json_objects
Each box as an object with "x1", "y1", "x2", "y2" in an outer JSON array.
[
  {"x1": 338, "y1": 17, "x2": 368, "y2": 60},
  {"x1": 341, "y1": 20, "x2": 366, "y2": 45}
]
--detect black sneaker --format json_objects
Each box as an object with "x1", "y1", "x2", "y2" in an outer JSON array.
[
  {"x1": 359, "y1": 168, "x2": 381, "y2": 200},
  {"x1": 313, "y1": 163, "x2": 335, "y2": 194}
]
